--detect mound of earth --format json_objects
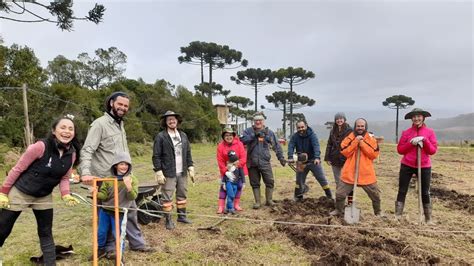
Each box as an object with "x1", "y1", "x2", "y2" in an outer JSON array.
[
  {"x1": 271, "y1": 197, "x2": 447, "y2": 264},
  {"x1": 431, "y1": 187, "x2": 474, "y2": 214}
]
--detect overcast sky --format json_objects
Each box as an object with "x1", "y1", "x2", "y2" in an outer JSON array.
[{"x1": 1, "y1": 0, "x2": 472, "y2": 125}]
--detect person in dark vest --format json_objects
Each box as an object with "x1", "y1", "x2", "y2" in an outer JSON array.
[{"x1": 0, "y1": 116, "x2": 81, "y2": 266}]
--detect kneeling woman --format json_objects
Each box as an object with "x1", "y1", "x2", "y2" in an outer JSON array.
[
  {"x1": 0, "y1": 116, "x2": 81, "y2": 265},
  {"x1": 395, "y1": 108, "x2": 438, "y2": 223}
]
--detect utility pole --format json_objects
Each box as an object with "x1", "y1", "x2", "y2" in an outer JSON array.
[{"x1": 22, "y1": 83, "x2": 32, "y2": 146}]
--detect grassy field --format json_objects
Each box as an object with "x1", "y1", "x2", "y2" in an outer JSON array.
[{"x1": 0, "y1": 142, "x2": 473, "y2": 264}]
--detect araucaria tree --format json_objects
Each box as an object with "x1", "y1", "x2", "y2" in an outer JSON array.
[
  {"x1": 230, "y1": 68, "x2": 274, "y2": 112},
  {"x1": 178, "y1": 41, "x2": 248, "y2": 85},
  {"x1": 227, "y1": 96, "x2": 253, "y2": 130},
  {"x1": 383, "y1": 94, "x2": 415, "y2": 143},
  {"x1": 274, "y1": 67, "x2": 315, "y2": 135},
  {"x1": 0, "y1": 0, "x2": 105, "y2": 31},
  {"x1": 266, "y1": 91, "x2": 315, "y2": 139}
]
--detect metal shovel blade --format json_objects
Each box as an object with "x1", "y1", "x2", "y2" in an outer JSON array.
[{"x1": 344, "y1": 203, "x2": 361, "y2": 224}]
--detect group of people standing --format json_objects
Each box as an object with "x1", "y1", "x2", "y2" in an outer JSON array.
[
  {"x1": 0, "y1": 88, "x2": 438, "y2": 264},
  {"x1": 214, "y1": 109, "x2": 438, "y2": 227}
]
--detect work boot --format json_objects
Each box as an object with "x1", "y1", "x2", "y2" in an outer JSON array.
[
  {"x1": 217, "y1": 199, "x2": 225, "y2": 214},
  {"x1": 252, "y1": 188, "x2": 261, "y2": 209},
  {"x1": 395, "y1": 201, "x2": 404, "y2": 220},
  {"x1": 423, "y1": 203, "x2": 434, "y2": 225},
  {"x1": 373, "y1": 201, "x2": 385, "y2": 217},
  {"x1": 165, "y1": 213, "x2": 175, "y2": 230},
  {"x1": 330, "y1": 199, "x2": 345, "y2": 216},
  {"x1": 323, "y1": 187, "x2": 333, "y2": 199},
  {"x1": 265, "y1": 187, "x2": 275, "y2": 206},
  {"x1": 177, "y1": 208, "x2": 192, "y2": 224},
  {"x1": 234, "y1": 198, "x2": 243, "y2": 211}
]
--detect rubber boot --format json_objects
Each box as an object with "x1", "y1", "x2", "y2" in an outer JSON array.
[
  {"x1": 373, "y1": 201, "x2": 385, "y2": 217},
  {"x1": 330, "y1": 199, "x2": 345, "y2": 216},
  {"x1": 234, "y1": 198, "x2": 243, "y2": 211},
  {"x1": 395, "y1": 201, "x2": 404, "y2": 220},
  {"x1": 165, "y1": 213, "x2": 175, "y2": 230},
  {"x1": 323, "y1": 186, "x2": 333, "y2": 199},
  {"x1": 265, "y1": 187, "x2": 275, "y2": 206},
  {"x1": 423, "y1": 203, "x2": 434, "y2": 225},
  {"x1": 252, "y1": 188, "x2": 261, "y2": 209},
  {"x1": 177, "y1": 208, "x2": 192, "y2": 224},
  {"x1": 217, "y1": 199, "x2": 225, "y2": 214}
]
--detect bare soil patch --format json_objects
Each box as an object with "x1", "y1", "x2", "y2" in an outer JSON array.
[{"x1": 271, "y1": 197, "x2": 468, "y2": 265}]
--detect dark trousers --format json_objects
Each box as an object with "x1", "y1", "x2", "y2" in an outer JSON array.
[
  {"x1": 397, "y1": 164, "x2": 431, "y2": 204},
  {"x1": 0, "y1": 209, "x2": 55, "y2": 266},
  {"x1": 248, "y1": 165, "x2": 274, "y2": 189},
  {"x1": 105, "y1": 201, "x2": 146, "y2": 252}
]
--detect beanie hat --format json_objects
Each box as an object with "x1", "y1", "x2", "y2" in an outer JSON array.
[
  {"x1": 227, "y1": 150, "x2": 239, "y2": 163},
  {"x1": 334, "y1": 112, "x2": 346, "y2": 121}
]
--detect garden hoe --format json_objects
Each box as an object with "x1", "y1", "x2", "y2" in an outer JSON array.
[
  {"x1": 417, "y1": 145, "x2": 424, "y2": 224},
  {"x1": 344, "y1": 146, "x2": 361, "y2": 224}
]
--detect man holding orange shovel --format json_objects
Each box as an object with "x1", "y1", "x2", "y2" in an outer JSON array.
[{"x1": 330, "y1": 118, "x2": 382, "y2": 221}]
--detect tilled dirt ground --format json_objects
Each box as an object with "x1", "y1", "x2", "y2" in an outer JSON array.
[{"x1": 271, "y1": 197, "x2": 470, "y2": 265}]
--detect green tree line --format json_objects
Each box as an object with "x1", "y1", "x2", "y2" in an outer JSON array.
[{"x1": 0, "y1": 43, "x2": 221, "y2": 147}]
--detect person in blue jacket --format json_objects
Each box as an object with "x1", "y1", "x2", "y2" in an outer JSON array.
[
  {"x1": 288, "y1": 120, "x2": 333, "y2": 201},
  {"x1": 241, "y1": 113, "x2": 286, "y2": 209}
]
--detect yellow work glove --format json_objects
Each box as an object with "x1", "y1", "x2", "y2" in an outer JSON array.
[
  {"x1": 188, "y1": 166, "x2": 195, "y2": 186},
  {"x1": 154, "y1": 170, "x2": 166, "y2": 185},
  {"x1": 62, "y1": 194, "x2": 80, "y2": 207},
  {"x1": 0, "y1": 193, "x2": 10, "y2": 209}
]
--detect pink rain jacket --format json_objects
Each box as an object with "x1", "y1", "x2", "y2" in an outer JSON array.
[{"x1": 397, "y1": 124, "x2": 437, "y2": 168}]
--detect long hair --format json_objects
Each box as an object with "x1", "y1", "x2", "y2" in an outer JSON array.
[
  {"x1": 47, "y1": 116, "x2": 82, "y2": 167},
  {"x1": 330, "y1": 122, "x2": 349, "y2": 139}
]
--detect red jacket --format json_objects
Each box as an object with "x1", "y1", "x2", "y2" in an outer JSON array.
[
  {"x1": 216, "y1": 137, "x2": 248, "y2": 177},
  {"x1": 397, "y1": 124, "x2": 437, "y2": 168}
]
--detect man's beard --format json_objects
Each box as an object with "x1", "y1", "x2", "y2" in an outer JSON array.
[
  {"x1": 298, "y1": 130, "x2": 306, "y2": 135},
  {"x1": 355, "y1": 129, "x2": 366, "y2": 136},
  {"x1": 112, "y1": 106, "x2": 126, "y2": 118}
]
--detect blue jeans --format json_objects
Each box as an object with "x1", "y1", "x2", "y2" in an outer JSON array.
[
  {"x1": 295, "y1": 163, "x2": 329, "y2": 198},
  {"x1": 225, "y1": 181, "x2": 238, "y2": 211},
  {"x1": 98, "y1": 208, "x2": 124, "y2": 251}
]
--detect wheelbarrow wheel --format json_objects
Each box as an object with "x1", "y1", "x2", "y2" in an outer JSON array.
[{"x1": 137, "y1": 200, "x2": 162, "y2": 225}]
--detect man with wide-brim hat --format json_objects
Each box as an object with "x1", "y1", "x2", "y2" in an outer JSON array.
[
  {"x1": 241, "y1": 112, "x2": 286, "y2": 209},
  {"x1": 153, "y1": 110, "x2": 194, "y2": 230},
  {"x1": 395, "y1": 107, "x2": 438, "y2": 224}
]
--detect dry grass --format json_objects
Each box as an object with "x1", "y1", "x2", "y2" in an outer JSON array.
[{"x1": 0, "y1": 142, "x2": 473, "y2": 264}]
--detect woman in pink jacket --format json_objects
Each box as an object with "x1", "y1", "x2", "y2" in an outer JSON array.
[
  {"x1": 216, "y1": 128, "x2": 248, "y2": 214},
  {"x1": 395, "y1": 108, "x2": 438, "y2": 223}
]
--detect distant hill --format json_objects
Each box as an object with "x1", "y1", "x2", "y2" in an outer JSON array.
[{"x1": 311, "y1": 113, "x2": 474, "y2": 142}]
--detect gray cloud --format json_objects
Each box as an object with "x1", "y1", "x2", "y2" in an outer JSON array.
[{"x1": 1, "y1": 0, "x2": 472, "y2": 125}]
